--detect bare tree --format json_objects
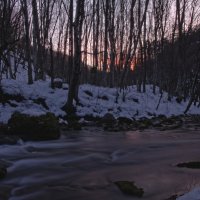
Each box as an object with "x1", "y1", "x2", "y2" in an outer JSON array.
[
  {"x1": 32, "y1": 0, "x2": 44, "y2": 80},
  {"x1": 21, "y1": 0, "x2": 33, "y2": 84},
  {"x1": 64, "y1": 0, "x2": 85, "y2": 113}
]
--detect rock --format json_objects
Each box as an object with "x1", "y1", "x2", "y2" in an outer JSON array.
[
  {"x1": 117, "y1": 117, "x2": 133, "y2": 124},
  {"x1": 158, "y1": 116, "x2": 183, "y2": 130},
  {"x1": 163, "y1": 117, "x2": 176, "y2": 125},
  {"x1": 138, "y1": 123, "x2": 149, "y2": 130},
  {"x1": 101, "y1": 113, "x2": 117, "y2": 131},
  {"x1": 53, "y1": 78, "x2": 63, "y2": 88},
  {"x1": 0, "y1": 135, "x2": 19, "y2": 145},
  {"x1": 84, "y1": 115, "x2": 101, "y2": 122},
  {"x1": 118, "y1": 123, "x2": 131, "y2": 131},
  {"x1": 0, "y1": 166, "x2": 7, "y2": 179},
  {"x1": 138, "y1": 117, "x2": 152, "y2": 129},
  {"x1": 0, "y1": 87, "x2": 25, "y2": 105},
  {"x1": 101, "y1": 113, "x2": 116, "y2": 125},
  {"x1": 151, "y1": 117, "x2": 162, "y2": 127},
  {"x1": 78, "y1": 118, "x2": 95, "y2": 127},
  {"x1": 32, "y1": 98, "x2": 49, "y2": 110},
  {"x1": 177, "y1": 161, "x2": 200, "y2": 169},
  {"x1": 114, "y1": 181, "x2": 144, "y2": 197},
  {"x1": 8, "y1": 112, "x2": 60, "y2": 141},
  {"x1": 160, "y1": 123, "x2": 182, "y2": 131},
  {"x1": 66, "y1": 114, "x2": 82, "y2": 130}
]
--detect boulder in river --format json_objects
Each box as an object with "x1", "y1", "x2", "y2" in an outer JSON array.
[
  {"x1": 114, "y1": 181, "x2": 144, "y2": 197},
  {"x1": 8, "y1": 112, "x2": 60, "y2": 141},
  {"x1": 177, "y1": 161, "x2": 200, "y2": 169}
]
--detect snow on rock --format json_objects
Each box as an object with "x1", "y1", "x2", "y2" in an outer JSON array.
[
  {"x1": 177, "y1": 188, "x2": 200, "y2": 200},
  {"x1": 1, "y1": 67, "x2": 200, "y2": 123}
]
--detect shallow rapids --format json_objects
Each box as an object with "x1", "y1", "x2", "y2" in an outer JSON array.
[{"x1": 1, "y1": 127, "x2": 200, "y2": 200}]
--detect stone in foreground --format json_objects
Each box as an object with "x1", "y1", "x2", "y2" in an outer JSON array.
[
  {"x1": 8, "y1": 112, "x2": 60, "y2": 141},
  {"x1": 114, "y1": 181, "x2": 144, "y2": 197}
]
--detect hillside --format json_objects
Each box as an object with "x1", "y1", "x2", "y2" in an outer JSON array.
[{"x1": 0, "y1": 66, "x2": 200, "y2": 124}]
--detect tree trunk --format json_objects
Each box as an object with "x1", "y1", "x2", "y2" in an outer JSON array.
[
  {"x1": 32, "y1": 0, "x2": 44, "y2": 80},
  {"x1": 64, "y1": 0, "x2": 85, "y2": 114},
  {"x1": 21, "y1": 0, "x2": 33, "y2": 84}
]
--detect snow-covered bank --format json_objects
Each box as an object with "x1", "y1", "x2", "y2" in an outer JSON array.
[
  {"x1": 177, "y1": 188, "x2": 200, "y2": 200},
  {"x1": 1, "y1": 72, "x2": 200, "y2": 124}
]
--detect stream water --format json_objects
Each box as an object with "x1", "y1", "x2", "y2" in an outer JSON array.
[{"x1": 0, "y1": 127, "x2": 200, "y2": 200}]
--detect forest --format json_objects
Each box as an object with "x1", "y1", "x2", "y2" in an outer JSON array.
[{"x1": 1, "y1": 0, "x2": 200, "y2": 113}]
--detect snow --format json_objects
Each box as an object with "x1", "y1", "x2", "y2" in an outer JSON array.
[
  {"x1": 0, "y1": 65, "x2": 200, "y2": 123},
  {"x1": 177, "y1": 188, "x2": 200, "y2": 200}
]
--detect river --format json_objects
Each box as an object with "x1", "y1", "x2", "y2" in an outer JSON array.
[{"x1": 0, "y1": 127, "x2": 200, "y2": 200}]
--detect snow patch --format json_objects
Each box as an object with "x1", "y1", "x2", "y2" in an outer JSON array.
[{"x1": 177, "y1": 188, "x2": 200, "y2": 200}]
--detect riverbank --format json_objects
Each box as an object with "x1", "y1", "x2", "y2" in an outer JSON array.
[{"x1": 1, "y1": 111, "x2": 200, "y2": 144}]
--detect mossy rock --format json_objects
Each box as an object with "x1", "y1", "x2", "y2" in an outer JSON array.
[
  {"x1": 8, "y1": 112, "x2": 60, "y2": 141},
  {"x1": 114, "y1": 181, "x2": 144, "y2": 197},
  {"x1": 0, "y1": 167, "x2": 7, "y2": 179},
  {"x1": 177, "y1": 161, "x2": 200, "y2": 169}
]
